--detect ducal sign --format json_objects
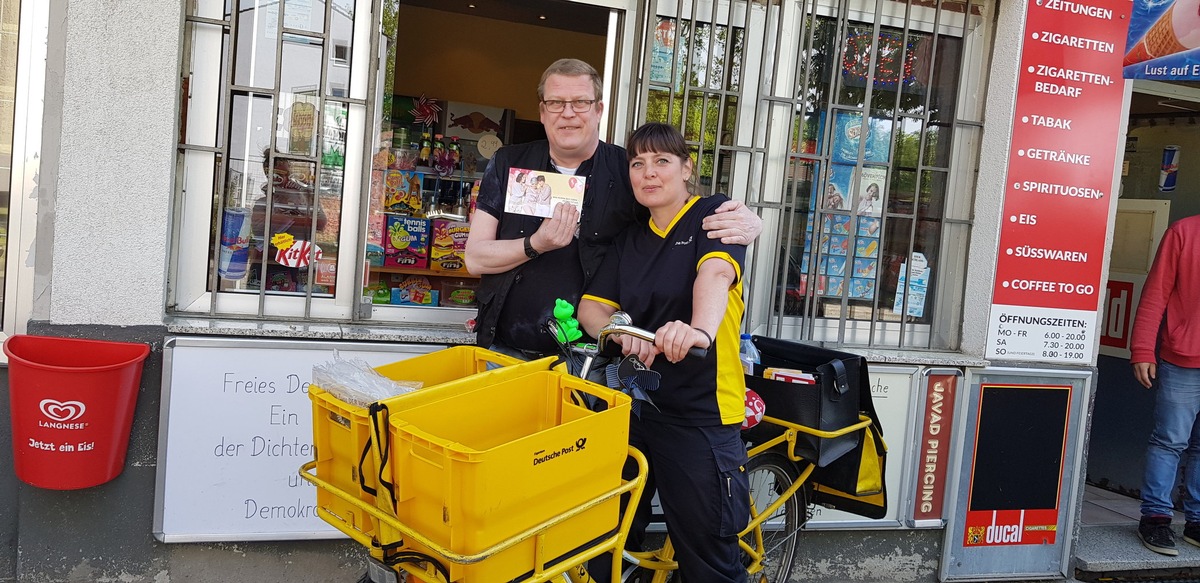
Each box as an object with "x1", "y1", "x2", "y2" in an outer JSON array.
[{"x1": 986, "y1": 524, "x2": 1023, "y2": 544}]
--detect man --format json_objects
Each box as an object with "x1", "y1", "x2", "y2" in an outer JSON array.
[
  {"x1": 465, "y1": 58, "x2": 761, "y2": 359},
  {"x1": 1131, "y1": 213, "x2": 1200, "y2": 556}
]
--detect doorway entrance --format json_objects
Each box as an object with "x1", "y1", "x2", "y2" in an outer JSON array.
[
  {"x1": 362, "y1": 0, "x2": 634, "y2": 322},
  {"x1": 1086, "y1": 79, "x2": 1200, "y2": 522}
]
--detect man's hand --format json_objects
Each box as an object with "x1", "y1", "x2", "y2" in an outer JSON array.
[
  {"x1": 702, "y1": 200, "x2": 762, "y2": 245},
  {"x1": 530, "y1": 202, "x2": 580, "y2": 253},
  {"x1": 1133, "y1": 361, "x2": 1157, "y2": 389}
]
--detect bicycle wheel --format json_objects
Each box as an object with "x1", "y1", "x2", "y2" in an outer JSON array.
[{"x1": 743, "y1": 452, "x2": 805, "y2": 582}]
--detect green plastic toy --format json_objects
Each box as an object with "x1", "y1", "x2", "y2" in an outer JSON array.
[{"x1": 553, "y1": 298, "x2": 583, "y2": 343}]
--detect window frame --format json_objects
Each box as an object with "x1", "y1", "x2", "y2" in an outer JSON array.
[{"x1": 170, "y1": 0, "x2": 374, "y2": 321}]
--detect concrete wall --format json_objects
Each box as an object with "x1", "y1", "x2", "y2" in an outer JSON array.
[
  {"x1": 961, "y1": 0, "x2": 1024, "y2": 358},
  {"x1": 41, "y1": 0, "x2": 174, "y2": 326}
]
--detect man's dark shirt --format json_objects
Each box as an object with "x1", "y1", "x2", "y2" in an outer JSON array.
[{"x1": 473, "y1": 140, "x2": 644, "y2": 352}]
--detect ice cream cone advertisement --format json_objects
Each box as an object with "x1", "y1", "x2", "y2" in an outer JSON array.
[{"x1": 1124, "y1": 0, "x2": 1200, "y2": 78}]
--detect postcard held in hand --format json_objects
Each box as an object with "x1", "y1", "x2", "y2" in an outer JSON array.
[{"x1": 504, "y1": 168, "x2": 585, "y2": 218}]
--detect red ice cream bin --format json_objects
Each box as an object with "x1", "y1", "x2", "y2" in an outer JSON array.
[{"x1": 4, "y1": 335, "x2": 151, "y2": 490}]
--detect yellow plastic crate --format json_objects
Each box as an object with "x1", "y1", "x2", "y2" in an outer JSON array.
[
  {"x1": 383, "y1": 370, "x2": 631, "y2": 583},
  {"x1": 309, "y1": 346, "x2": 553, "y2": 542}
]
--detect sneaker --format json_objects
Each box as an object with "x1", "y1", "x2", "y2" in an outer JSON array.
[
  {"x1": 1184, "y1": 522, "x2": 1200, "y2": 548},
  {"x1": 1139, "y1": 515, "x2": 1179, "y2": 556}
]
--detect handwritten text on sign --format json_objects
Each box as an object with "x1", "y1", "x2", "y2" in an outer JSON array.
[{"x1": 154, "y1": 338, "x2": 437, "y2": 542}]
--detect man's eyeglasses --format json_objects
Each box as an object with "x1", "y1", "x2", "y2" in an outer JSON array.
[{"x1": 541, "y1": 99, "x2": 597, "y2": 113}]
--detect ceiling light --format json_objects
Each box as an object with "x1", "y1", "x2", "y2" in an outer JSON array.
[
  {"x1": 539, "y1": 15, "x2": 546, "y2": 19},
  {"x1": 468, "y1": 3, "x2": 475, "y2": 7}
]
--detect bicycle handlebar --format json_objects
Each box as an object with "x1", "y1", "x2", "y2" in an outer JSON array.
[{"x1": 597, "y1": 317, "x2": 709, "y2": 359}]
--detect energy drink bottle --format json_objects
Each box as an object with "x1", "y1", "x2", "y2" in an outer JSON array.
[
  {"x1": 218, "y1": 207, "x2": 252, "y2": 280},
  {"x1": 1159, "y1": 145, "x2": 1180, "y2": 192}
]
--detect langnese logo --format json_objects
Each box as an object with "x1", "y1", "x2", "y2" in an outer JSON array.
[
  {"x1": 532, "y1": 437, "x2": 587, "y2": 466},
  {"x1": 38, "y1": 399, "x2": 88, "y2": 430}
]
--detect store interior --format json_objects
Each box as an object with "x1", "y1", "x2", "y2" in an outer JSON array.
[
  {"x1": 1078, "y1": 81, "x2": 1200, "y2": 574},
  {"x1": 363, "y1": 0, "x2": 610, "y2": 309}
]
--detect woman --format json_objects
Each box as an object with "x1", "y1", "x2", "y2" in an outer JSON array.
[
  {"x1": 856, "y1": 182, "x2": 881, "y2": 216},
  {"x1": 578, "y1": 122, "x2": 750, "y2": 583},
  {"x1": 506, "y1": 170, "x2": 528, "y2": 214}
]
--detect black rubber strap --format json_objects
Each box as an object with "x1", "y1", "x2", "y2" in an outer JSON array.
[
  {"x1": 368, "y1": 402, "x2": 398, "y2": 511},
  {"x1": 357, "y1": 438, "x2": 376, "y2": 497}
]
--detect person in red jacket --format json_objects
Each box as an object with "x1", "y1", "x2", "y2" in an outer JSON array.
[{"x1": 1131, "y1": 214, "x2": 1200, "y2": 556}]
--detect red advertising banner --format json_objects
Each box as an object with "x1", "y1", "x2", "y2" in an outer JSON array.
[
  {"x1": 913, "y1": 373, "x2": 958, "y2": 522},
  {"x1": 1099, "y1": 279, "x2": 1135, "y2": 349},
  {"x1": 985, "y1": 0, "x2": 1131, "y2": 365},
  {"x1": 964, "y1": 508, "x2": 1061, "y2": 547}
]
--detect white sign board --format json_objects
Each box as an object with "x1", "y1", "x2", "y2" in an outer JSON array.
[
  {"x1": 986, "y1": 305, "x2": 1097, "y2": 365},
  {"x1": 806, "y1": 366, "x2": 918, "y2": 528},
  {"x1": 153, "y1": 336, "x2": 439, "y2": 542}
]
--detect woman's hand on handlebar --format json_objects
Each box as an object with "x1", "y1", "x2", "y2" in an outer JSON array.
[
  {"x1": 614, "y1": 334, "x2": 660, "y2": 367},
  {"x1": 656, "y1": 321, "x2": 709, "y2": 364}
]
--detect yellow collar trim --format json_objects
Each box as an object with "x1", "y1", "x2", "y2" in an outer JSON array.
[{"x1": 650, "y1": 195, "x2": 701, "y2": 238}]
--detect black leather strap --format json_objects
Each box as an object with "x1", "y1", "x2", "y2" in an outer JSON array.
[
  {"x1": 830, "y1": 358, "x2": 850, "y2": 398},
  {"x1": 523, "y1": 234, "x2": 539, "y2": 259}
]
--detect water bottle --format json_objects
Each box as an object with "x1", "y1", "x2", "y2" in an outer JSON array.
[{"x1": 739, "y1": 333, "x2": 760, "y2": 376}]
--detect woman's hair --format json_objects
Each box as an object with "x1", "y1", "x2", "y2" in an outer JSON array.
[
  {"x1": 515, "y1": 171, "x2": 527, "y2": 182},
  {"x1": 538, "y1": 58, "x2": 603, "y2": 102},
  {"x1": 627, "y1": 122, "x2": 697, "y2": 193},
  {"x1": 626, "y1": 122, "x2": 690, "y2": 161},
  {"x1": 867, "y1": 182, "x2": 880, "y2": 198}
]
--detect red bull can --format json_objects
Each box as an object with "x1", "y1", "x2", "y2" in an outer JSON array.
[
  {"x1": 218, "y1": 207, "x2": 251, "y2": 279},
  {"x1": 1159, "y1": 145, "x2": 1180, "y2": 192}
]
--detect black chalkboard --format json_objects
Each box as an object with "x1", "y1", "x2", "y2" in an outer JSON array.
[{"x1": 969, "y1": 385, "x2": 1071, "y2": 512}]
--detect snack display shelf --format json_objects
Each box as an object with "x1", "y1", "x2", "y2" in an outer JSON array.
[{"x1": 373, "y1": 265, "x2": 479, "y2": 279}]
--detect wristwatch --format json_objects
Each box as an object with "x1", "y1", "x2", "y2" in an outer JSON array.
[{"x1": 523, "y1": 235, "x2": 540, "y2": 259}]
